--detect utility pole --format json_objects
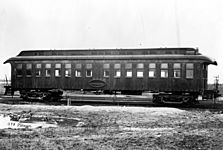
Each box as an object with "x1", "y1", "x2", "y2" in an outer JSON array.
[
  {"x1": 213, "y1": 76, "x2": 219, "y2": 108},
  {"x1": 214, "y1": 76, "x2": 219, "y2": 97}
]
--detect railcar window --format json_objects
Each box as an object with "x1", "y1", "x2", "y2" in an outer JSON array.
[
  {"x1": 114, "y1": 64, "x2": 121, "y2": 78},
  {"x1": 75, "y1": 64, "x2": 82, "y2": 77},
  {"x1": 161, "y1": 63, "x2": 168, "y2": 68},
  {"x1": 76, "y1": 64, "x2": 82, "y2": 69},
  {"x1": 137, "y1": 71, "x2": 143, "y2": 78},
  {"x1": 65, "y1": 64, "x2": 71, "y2": 68},
  {"x1": 46, "y1": 70, "x2": 51, "y2": 77},
  {"x1": 86, "y1": 64, "x2": 92, "y2": 77},
  {"x1": 104, "y1": 70, "x2": 110, "y2": 77},
  {"x1": 115, "y1": 70, "x2": 121, "y2": 77},
  {"x1": 103, "y1": 64, "x2": 110, "y2": 77},
  {"x1": 55, "y1": 70, "x2": 61, "y2": 77},
  {"x1": 36, "y1": 64, "x2": 42, "y2": 77},
  {"x1": 55, "y1": 64, "x2": 61, "y2": 77},
  {"x1": 103, "y1": 64, "x2": 110, "y2": 69},
  {"x1": 86, "y1": 64, "x2": 92, "y2": 69},
  {"x1": 65, "y1": 64, "x2": 71, "y2": 77},
  {"x1": 114, "y1": 64, "x2": 121, "y2": 69},
  {"x1": 36, "y1": 64, "x2": 41, "y2": 68},
  {"x1": 186, "y1": 63, "x2": 194, "y2": 79},
  {"x1": 26, "y1": 64, "x2": 32, "y2": 69},
  {"x1": 16, "y1": 64, "x2": 23, "y2": 77},
  {"x1": 45, "y1": 64, "x2": 51, "y2": 68},
  {"x1": 126, "y1": 70, "x2": 132, "y2": 77},
  {"x1": 75, "y1": 70, "x2": 81, "y2": 77},
  {"x1": 125, "y1": 63, "x2": 132, "y2": 78},
  {"x1": 26, "y1": 64, "x2": 32, "y2": 77},
  {"x1": 161, "y1": 63, "x2": 168, "y2": 78},
  {"x1": 16, "y1": 64, "x2": 22, "y2": 69},
  {"x1": 125, "y1": 63, "x2": 132, "y2": 69},
  {"x1": 86, "y1": 70, "x2": 92, "y2": 77},
  {"x1": 149, "y1": 63, "x2": 156, "y2": 78},
  {"x1": 137, "y1": 63, "x2": 144, "y2": 69},
  {"x1": 45, "y1": 64, "x2": 51, "y2": 77},
  {"x1": 137, "y1": 63, "x2": 144, "y2": 78},
  {"x1": 55, "y1": 64, "x2": 61, "y2": 68},
  {"x1": 173, "y1": 63, "x2": 181, "y2": 78},
  {"x1": 36, "y1": 70, "x2": 41, "y2": 77}
]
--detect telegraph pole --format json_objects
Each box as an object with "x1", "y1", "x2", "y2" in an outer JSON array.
[
  {"x1": 213, "y1": 76, "x2": 219, "y2": 108},
  {"x1": 214, "y1": 76, "x2": 219, "y2": 96}
]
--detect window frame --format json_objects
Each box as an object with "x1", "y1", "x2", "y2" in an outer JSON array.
[
  {"x1": 45, "y1": 69, "x2": 51, "y2": 77},
  {"x1": 55, "y1": 63, "x2": 62, "y2": 77},
  {"x1": 160, "y1": 63, "x2": 168, "y2": 78},
  {"x1": 136, "y1": 63, "x2": 144, "y2": 78},
  {"x1": 45, "y1": 64, "x2": 51, "y2": 77},
  {"x1": 16, "y1": 63, "x2": 23, "y2": 77},
  {"x1": 148, "y1": 63, "x2": 156, "y2": 78},
  {"x1": 136, "y1": 70, "x2": 144, "y2": 78},
  {"x1": 26, "y1": 64, "x2": 32, "y2": 77},
  {"x1": 186, "y1": 63, "x2": 194, "y2": 79},
  {"x1": 114, "y1": 69, "x2": 121, "y2": 78},
  {"x1": 114, "y1": 63, "x2": 121, "y2": 78},
  {"x1": 75, "y1": 64, "x2": 82, "y2": 77},
  {"x1": 86, "y1": 69, "x2": 92, "y2": 77},
  {"x1": 173, "y1": 63, "x2": 181, "y2": 78},
  {"x1": 126, "y1": 69, "x2": 132, "y2": 78},
  {"x1": 55, "y1": 69, "x2": 61, "y2": 77},
  {"x1": 103, "y1": 63, "x2": 110, "y2": 78},
  {"x1": 125, "y1": 63, "x2": 132, "y2": 78},
  {"x1": 104, "y1": 70, "x2": 110, "y2": 77},
  {"x1": 86, "y1": 63, "x2": 93, "y2": 77},
  {"x1": 65, "y1": 64, "x2": 71, "y2": 77},
  {"x1": 35, "y1": 64, "x2": 42, "y2": 77},
  {"x1": 75, "y1": 70, "x2": 82, "y2": 77}
]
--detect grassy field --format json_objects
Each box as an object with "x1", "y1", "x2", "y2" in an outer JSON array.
[
  {"x1": 0, "y1": 83, "x2": 223, "y2": 149},
  {"x1": 0, "y1": 104, "x2": 223, "y2": 149}
]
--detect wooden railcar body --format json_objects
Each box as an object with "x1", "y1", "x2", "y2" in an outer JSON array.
[{"x1": 4, "y1": 48, "x2": 217, "y2": 103}]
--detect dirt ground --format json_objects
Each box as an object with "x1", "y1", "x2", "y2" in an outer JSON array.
[{"x1": 0, "y1": 104, "x2": 223, "y2": 150}]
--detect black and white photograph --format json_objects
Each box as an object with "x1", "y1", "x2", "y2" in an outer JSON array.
[{"x1": 0, "y1": 0, "x2": 223, "y2": 149}]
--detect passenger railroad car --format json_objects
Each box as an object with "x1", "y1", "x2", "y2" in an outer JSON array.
[{"x1": 4, "y1": 48, "x2": 217, "y2": 103}]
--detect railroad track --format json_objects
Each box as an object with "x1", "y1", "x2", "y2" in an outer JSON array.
[{"x1": 1, "y1": 94, "x2": 223, "y2": 110}]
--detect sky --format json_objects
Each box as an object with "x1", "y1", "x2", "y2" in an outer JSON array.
[{"x1": 0, "y1": 0, "x2": 222, "y2": 83}]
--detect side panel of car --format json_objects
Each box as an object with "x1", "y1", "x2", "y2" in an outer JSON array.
[{"x1": 10, "y1": 59, "x2": 205, "y2": 94}]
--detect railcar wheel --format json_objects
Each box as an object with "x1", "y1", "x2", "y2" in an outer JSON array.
[
  {"x1": 182, "y1": 96, "x2": 198, "y2": 106},
  {"x1": 152, "y1": 95, "x2": 163, "y2": 104},
  {"x1": 182, "y1": 97, "x2": 190, "y2": 103}
]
